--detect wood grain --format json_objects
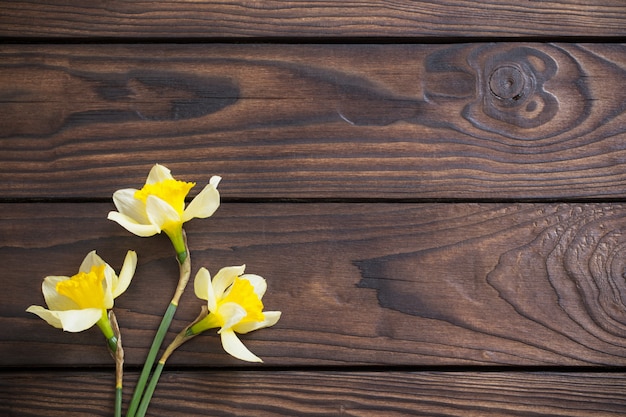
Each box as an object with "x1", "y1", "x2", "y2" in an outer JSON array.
[
  {"x1": 2, "y1": 370, "x2": 626, "y2": 417},
  {"x1": 0, "y1": 1, "x2": 625, "y2": 39},
  {"x1": 4, "y1": 202, "x2": 626, "y2": 368},
  {"x1": 4, "y1": 0, "x2": 624, "y2": 415},
  {"x1": 2, "y1": 43, "x2": 626, "y2": 200}
]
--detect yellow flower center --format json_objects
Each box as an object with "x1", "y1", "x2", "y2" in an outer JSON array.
[
  {"x1": 219, "y1": 278, "x2": 265, "y2": 325},
  {"x1": 134, "y1": 179, "x2": 195, "y2": 216},
  {"x1": 188, "y1": 277, "x2": 266, "y2": 335},
  {"x1": 56, "y1": 265, "x2": 107, "y2": 310}
]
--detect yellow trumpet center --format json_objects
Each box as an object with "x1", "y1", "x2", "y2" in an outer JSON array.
[
  {"x1": 188, "y1": 277, "x2": 266, "y2": 335},
  {"x1": 56, "y1": 265, "x2": 107, "y2": 310},
  {"x1": 220, "y1": 278, "x2": 265, "y2": 325},
  {"x1": 134, "y1": 179, "x2": 195, "y2": 216}
]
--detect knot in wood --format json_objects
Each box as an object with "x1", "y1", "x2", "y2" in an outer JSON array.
[
  {"x1": 489, "y1": 65, "x2": 526, "y2": 101},
  {"x1": 457, "y1": 44, "x2": 585, "y2": 139}
]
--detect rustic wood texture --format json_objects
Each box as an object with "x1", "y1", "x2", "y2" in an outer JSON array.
[
  {"x1": 4, "y1": 1, "x2": 626, "y2": 415},
  {"x1": 3, "y1": 43, "x2": 626, "y2": 200},
  {"x1": 4, "y1": 202, "x2": 626, "y2": 368},
  {"x1": 2, "y1": 370, "x2": 626, "y2": 417},
  {"x1": 1, "y1": 1, "x2": 625, "y2": 39}
]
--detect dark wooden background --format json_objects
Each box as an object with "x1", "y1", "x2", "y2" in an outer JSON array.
[{"x1": 2, "y1": 1, "x2": 626, "y2": 416}]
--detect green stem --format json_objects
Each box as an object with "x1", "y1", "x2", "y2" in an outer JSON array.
[
  {"x1": 127, "y1": 232, "x2": 191, "y2": 417},
  {"x1": 133, "y1": 313, "x2": 202, "y2": 417},
  {"x1": 125, "y1": 302, "x2": 177, "y2": 417},
  {"x1": 96, "y1": 310, "x2": 118, "y2": 353},
  {"x1": 134, "y1": 361, "x2": 165, "y2": 417},
  {"x1": 115, "y1": 386, "x2": 123, "y2": 417},
  {"x1": 114, "y1": 346, "x2": 124, "y2": 417},
  {"x1": 165, "y1": 226, "x2": 187, "y2": 265}
]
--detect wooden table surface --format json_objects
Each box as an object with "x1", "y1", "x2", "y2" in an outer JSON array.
[{"x1": 2, "y1": 1, "x2": 626, "y2": 416}]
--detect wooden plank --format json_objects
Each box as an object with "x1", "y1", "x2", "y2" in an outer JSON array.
[
  {"x1": 1, "y1": 1, "x2": 625, "y2": 39},
  {"x1": 4, "y1": 202, "x2": 626, "y2": 367},
  {"x1": 2, "y1": 43, "x2": 626, "y2": 200},
  {"x1": 1, "y1": 370, "x2": 625, "y2": 416}
]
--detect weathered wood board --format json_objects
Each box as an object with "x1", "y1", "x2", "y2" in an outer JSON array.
[
  {"x1": 2, "y1": 371, "x2": 625, "y2": 417},
  {"x1": 1, "y1": 1, "x2": 625, "y2": 39},
  {"x1": 2, "y1": 43, "x2": 626, "y2": 200},
  {"x1": 3, "y1": 1, "x2": 626, "y2": 415},
  {"x1": 4, "y1": 202, "x2": 626, "y2": 368}
]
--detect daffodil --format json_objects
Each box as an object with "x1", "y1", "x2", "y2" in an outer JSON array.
[
  {"x1": 107, "y1": 164, "x2": 221, "y2": 260},
  {"x1": 188, "y1": 265, "x2": 281, "y2": 362},
  {"x1": 26, "y1": 250, "x2": 137, "y2": 351}
]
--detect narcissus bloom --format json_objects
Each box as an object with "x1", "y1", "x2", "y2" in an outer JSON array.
[
  {"x1": 26, "y1": 251, "x2": 137, "y2": 342},
  {"x1": 107, "y1": 164, "x2": 220, "y2": 256},
  {"x1": 189, "y1": 265, "x2": 281, "y2": 362}
]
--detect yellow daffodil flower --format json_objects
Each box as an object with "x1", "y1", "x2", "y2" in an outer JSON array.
[
  {"x1": 26, "y1": 250, "x2": 137, "y2": 349},
  {"x1": 188, "y1": 265, "x2": 281, "y2": 362},
  {"x1": 107, "y1": 164, "x2": 221, "y2": 257}
]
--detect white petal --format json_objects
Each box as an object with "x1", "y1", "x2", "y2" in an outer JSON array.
[
  {"x1": 182, "y1": 178, "x2": 221, "y2": 222},
  {"x1": 27, "y1": 306, "x2": 102, "y2": 332},
  {"x1": 146, "y1": 163, "x2": 174, "y2": 184},
  {"x1": 56, "y1": 308, "x2": 103, "y2": 332},
  {"x1": 102, "y1": 264, "x2": 118, "y2": 308},
  {"x1": 112, "y1": 189, "x2": 150, "y2": 224},
  {"x1": 194, "y1": 267, "x2": 218, "y2": 311},
  {"x1": 212, "y1": 265, "x2": 245, "y2": 300},
  {"x1": 210, "y1": 176, "x2": 221, "y2": 188},
  {"x1": 108, "y1": 211, "x2": 161, "y2": 237},
  {"x1": 79, "y1": 250, "x2": 104, "y2": 273},
  {"x1": 145, "y1": 195, "x2": 181, "y2": 228},
  {"x1": 233, "y1": 311, "x2": 281, "y2": 334},
  {"x1": 112, "y1": 250, "x2": 137, "y2": 298},
  {"x1": 26, "y1": 305, "x2": 63, "y2": 329},
  {"x1": 240, "y1": 274, "x2": 267, "y2": 299},
  {"x1": 42, "y1": 276, "x2": 79, "y2": 311},
  {"x1": 103, "y1": 278, "x2": 114, "y2": 310},
  {"x1": 220, "y1": 329, "x2": 263, "y2": 363},
  {"x1": 217, "y1": 302, "x2": 247, "y2": 331}
]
